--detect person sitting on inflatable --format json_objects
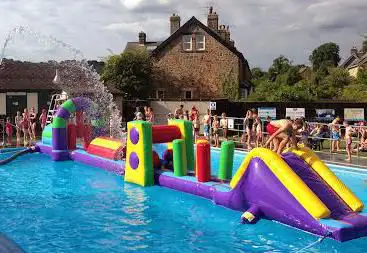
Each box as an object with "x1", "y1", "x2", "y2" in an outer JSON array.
[{"x1": 264, "y1": 118, "x2": 303, "y2": 154}]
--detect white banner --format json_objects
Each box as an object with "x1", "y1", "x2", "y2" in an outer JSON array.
[
  {"x1": 227, "y1": 118, "x2": 234, "y2": 129},
  {"x1": 344, "y1": 108, "x2": 364, "y2": 121},
  {"x1": 286, "y1": 108, "x2": 305, "y2": 119},
  {"x1": 258, "y1": 107, "x2": 276, "y2": 119}
]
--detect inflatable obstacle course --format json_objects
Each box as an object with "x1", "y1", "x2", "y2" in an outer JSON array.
[{"x1": 87, "y1": 137, "x2": 125, "y2": 160}]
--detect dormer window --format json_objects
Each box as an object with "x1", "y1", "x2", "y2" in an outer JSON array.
[
  {"x1": 182, "y1": 35, "x2": 192, "y2": 51},
  {"x1": 196, "y1": 34, "x2": 205, "y2": 51}
]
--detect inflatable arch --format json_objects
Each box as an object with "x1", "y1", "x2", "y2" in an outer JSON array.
[{"x1": 51, "y1": 97, "x2": 91, "y2": 161}]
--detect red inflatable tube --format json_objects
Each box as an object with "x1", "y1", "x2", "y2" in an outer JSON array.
[
  {"x1": 83, "y1": 124, "x2": 92, "y2": 150},
  {"x1": 196, "y1": 142, "x2": 211, "y2": 182},
  {"x1": 76, "y1": 111, "x2": 84, "y2": 138},
  {"x1": 87, "y1": 144, "x2": 116, "y2": 160},
  {"x1": 152, "y1": 125, "x2": 181, "y2": 144},
  {"x1": 67, "y1": 123, "x2": 77, "y2": 150}
]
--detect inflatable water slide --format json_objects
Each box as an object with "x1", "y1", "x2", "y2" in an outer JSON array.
[{"x1": 32, "y1": 96, "x2": 367, "y2": 242}]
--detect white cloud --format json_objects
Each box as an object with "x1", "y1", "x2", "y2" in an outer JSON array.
[{"x1": 0, "y1": 0, "x2": 366, "y2": 68}]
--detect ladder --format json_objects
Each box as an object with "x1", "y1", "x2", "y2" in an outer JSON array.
[{"x1": 46, "y1": 94, "x2": 68, "y2": 124}]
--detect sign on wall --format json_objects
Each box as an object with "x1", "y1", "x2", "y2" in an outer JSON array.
[
  {"x1": 286, "y1": 108, "x2": 305, "y2": 119},
  {"x1": 227, "y1": 118, "x2": 234, "y2": 129},
  {"x1": 344, "y1": 108, "x2": 364, "y2": 121},
  {"x1": 258, "y1": 107, "x2": 276, "y2": 119},
  {"x1": 315, "y1": 109, "x2": 335, "y2": 121},
  {"x1": 209, "y1": 102, "x2": 216, "y2": 111}
]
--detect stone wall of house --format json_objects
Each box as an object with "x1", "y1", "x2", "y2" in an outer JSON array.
[{"x1": 152, "y1": 25, "x2": 241, "y2": 100}]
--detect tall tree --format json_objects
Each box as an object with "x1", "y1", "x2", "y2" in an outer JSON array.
[
  {"x1": 268, "y1": 55, "x2": 291, "y2": 81},
  {"x1": 309, "y1": 42, "x2": 341, "y2": 70},
  {"x1": 101, "y1": 49, "x2": 152, "y2": 99},
  {"x1": 251, "y1": 67, "x2": 265, "y2": 80}
]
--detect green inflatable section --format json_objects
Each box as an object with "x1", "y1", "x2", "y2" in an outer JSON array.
[
  {"x1": 52, "y1": 117, "x2": 67, "y2": 128},
  {"x1": 173, "y1": 139, "x2": 187, "y2": 177},
  {"x1": 171, "y1": 120, "x2": 195, "y2": 171},
  {"x1": 140, "y1": 121, "x2": 154, "y2": 186},
  {"x1": 62, "y1": 100, "x2": 76, "y2": 113},
  {"x1": 42, "y1": 124, "x2": 52, "y2": 139},
  {"x1": 218, "y1": 141, "x2": 235, "y2": 180}
]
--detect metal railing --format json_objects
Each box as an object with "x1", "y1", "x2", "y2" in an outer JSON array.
[{"x1": 144, "y1": 113, "x2": 367, "y2": 157}]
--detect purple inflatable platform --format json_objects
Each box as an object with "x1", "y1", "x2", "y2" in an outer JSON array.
[{"x1": 35, "y1": 141, "x2": 367, "y2": 242}]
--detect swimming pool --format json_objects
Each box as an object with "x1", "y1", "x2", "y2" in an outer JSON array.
[{"x1": 0, "y1": 149, "x2": 367, "y2": 252}]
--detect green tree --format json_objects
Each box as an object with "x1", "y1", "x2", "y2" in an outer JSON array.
[
  {"x1": 357, "y1": 69, "x2": 367, "y2": 85},
  {"x1": 251, "y1": 67, "x2": 265, "y2": 80},
  {"x1": 284, "y1": 65, "x2": 302, "y2": 85},
  {"x1": 101, "y1": 49, "x2": 152, "y2": 99},
  {"x1": 309, "y1": 42, "x2": 341, "y2": 70},
  {"x1": 316, "y1": 67, "x2": 352, "y2": 99},
  {"x1": 268, "y1": 55, "x2": 291, "y2": 81}
]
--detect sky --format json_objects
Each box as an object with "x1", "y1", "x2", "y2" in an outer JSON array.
[{"x1": 0, "y1": 0, "x2": 366, "y2": 69}]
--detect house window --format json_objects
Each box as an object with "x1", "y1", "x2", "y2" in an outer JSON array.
[
  {"x1": 195, "y1": 34, "x2": 205, "y2": 51},
  {"x1": 182, "y1": 35, "x2": 192, "y2": 51},
  {"x1": 155, "y1": 90, "x2": 165, "y2": 99},
  {"x1": 184, "y1": 90, "x2": 193, "y2": 100}
]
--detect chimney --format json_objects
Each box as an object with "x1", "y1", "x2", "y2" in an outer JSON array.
[
  {"x1": 139, "y1": 31, "x2": 146, "y2": 44},
  {"x1": 218, "y1": 25, "x2": 226, "y2": 40},
  {"x1": 207, "y1": 7, "x2": 219, "y2": 31},
  {"x1": 350, "y1": 46, "x2": 359, "y2": 56},
  {"x1": 225, "y1": 25, "x2": 230, "y2": 41},
  {"x1": 170, "y1": 13, "x2": 181, "y2": 34}
]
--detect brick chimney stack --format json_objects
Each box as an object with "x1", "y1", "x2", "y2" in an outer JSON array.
[
  {"x1": 350, "y1": 46, "x2": 358, "y2": 56},
  {"x1": 207, "y1": 6, "x2": 219, "y2": 31},
  {"x1": 225, "y1": 25, "x2": 230, "y2": 41},
  {"x1": 139, "y1": 31, "x2": 146, "y2": 44},
  {"x1": 218, "y1": 25, "x2": 226, "y2": 40},
  {"x1": 170, "y1": 13, "x2": 181, "y2": 34}
]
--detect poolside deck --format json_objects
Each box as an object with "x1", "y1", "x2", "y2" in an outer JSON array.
[{"x1": 317, "y1": 152, "x2": 367, "y2": 169}]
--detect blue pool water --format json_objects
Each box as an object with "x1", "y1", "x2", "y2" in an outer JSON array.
[{"x1": 0, "y1": 150, "x2": 367, "y2": 252}]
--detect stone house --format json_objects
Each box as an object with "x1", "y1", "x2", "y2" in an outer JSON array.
[
  {"x1": 341, "y1": 46, "x2": 367, "y2": 77},
  {"x1": 125, "y1": 7, "x2": 252, "y2": 100}
]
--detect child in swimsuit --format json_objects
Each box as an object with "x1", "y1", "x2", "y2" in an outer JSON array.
[
  {"x1": 212, "y1": 115, "x2": 220, "y2": 147},
  {"x1": 344, "y1": 121, "x2": 354, "y2": 162},
  {"x1": 193, "y1": 114, "x2": 200, "y2": 138},
  {"x1": 29, "y1": 107, "x2": 37, "y2": 141},
  {"x1": 39, "y1": 109, "x2": 47, "y2": 130},
  {"x1": 22, "y1": 108, "x2": 30, "y2": 146},
  {"x1": 264, "y1": 118, "x2": 304, "y2": 154},
  {"x1": 220, "y1": 113, "x2": 228, "y2": 140},
  {"x1": 255, "y1": 117, "x2": 263, "y2": 148},
  {"x1": 5, "y1": 117, "x2": 13, "y2": 146},
  {"x1": 15, "y1": 111, "x2": 23, "y2": 144}
]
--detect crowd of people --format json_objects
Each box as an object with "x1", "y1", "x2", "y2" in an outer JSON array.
[
  {"x1": 133, "y1": 104, "x2": 367, "y2": 162},
  {"x1": 2, "y1": 107, "x2": 48, "y2": 147}
]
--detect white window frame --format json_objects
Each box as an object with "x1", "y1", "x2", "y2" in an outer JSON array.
[
  {"x1": 182, "y1": 35, "x2": 193, "y2": 51},
  {"x1": 183, "y1": 89, "x2": 193, "y2": 100},
  {"x1": 195, "y1": 34, "x2": 205, "y2": 51},
  {"x1": 155, "y1": 89, "x2": 165, "y2": 99}
]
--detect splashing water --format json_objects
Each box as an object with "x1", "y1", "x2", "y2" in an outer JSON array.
[{"x1": 0, "y1": 26, "x2": 124, "y2": 139}]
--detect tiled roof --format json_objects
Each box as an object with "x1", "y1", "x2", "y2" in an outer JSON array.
[
  {"x1": 124, "y1": 41, "x2": 162, "y2": 53},
  {"x1": 0, "y1": 59, "x2": 122, "y2": 94},
  {"x1": 341, "y1": 51, "x2": 367, "y2": 69}
]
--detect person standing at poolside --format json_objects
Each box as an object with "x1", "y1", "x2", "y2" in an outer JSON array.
[
  {"x1": 5, "y1": 117, "x2": 13, "y2": 146},
  {"x1": 190, "y1": 106, "x2": 199, "y2": 121},
  {"x1": 146, "y1": 107, "x2": 155, "y2": 124},
  {"x1": 220, "y1": 113, "x2": 228, "y2": 140},
  {"x1": 39, "y1": 109, "x2": 47, "y2": 130},
  {"x1": 174, "y1": 105, "x2": 184, "y2": 119},
  {"x1": 330, "y1": 116, "x2": 342, "y2": 152},
  {"x1": 22, "y1": 108, "x2": 31, "y2": 146},
  {"x1": 344, "y1": 121, "x2": 355, "y2": 162},
  {"x1": 15, "y1": 111, "x2": 23, "y2": 145},
  {"x1": 212, "y1": 115, "x2": 220, "y2": 147},
  {"x1": 264, "y1": 118, "x2": 303, "y2": 154},
  {"x1": 202, "y1": 109, "x2": 211, "y2": 140},
  {"x1": 29, "y1": 107, "x2": 37, "y2": 141}
]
